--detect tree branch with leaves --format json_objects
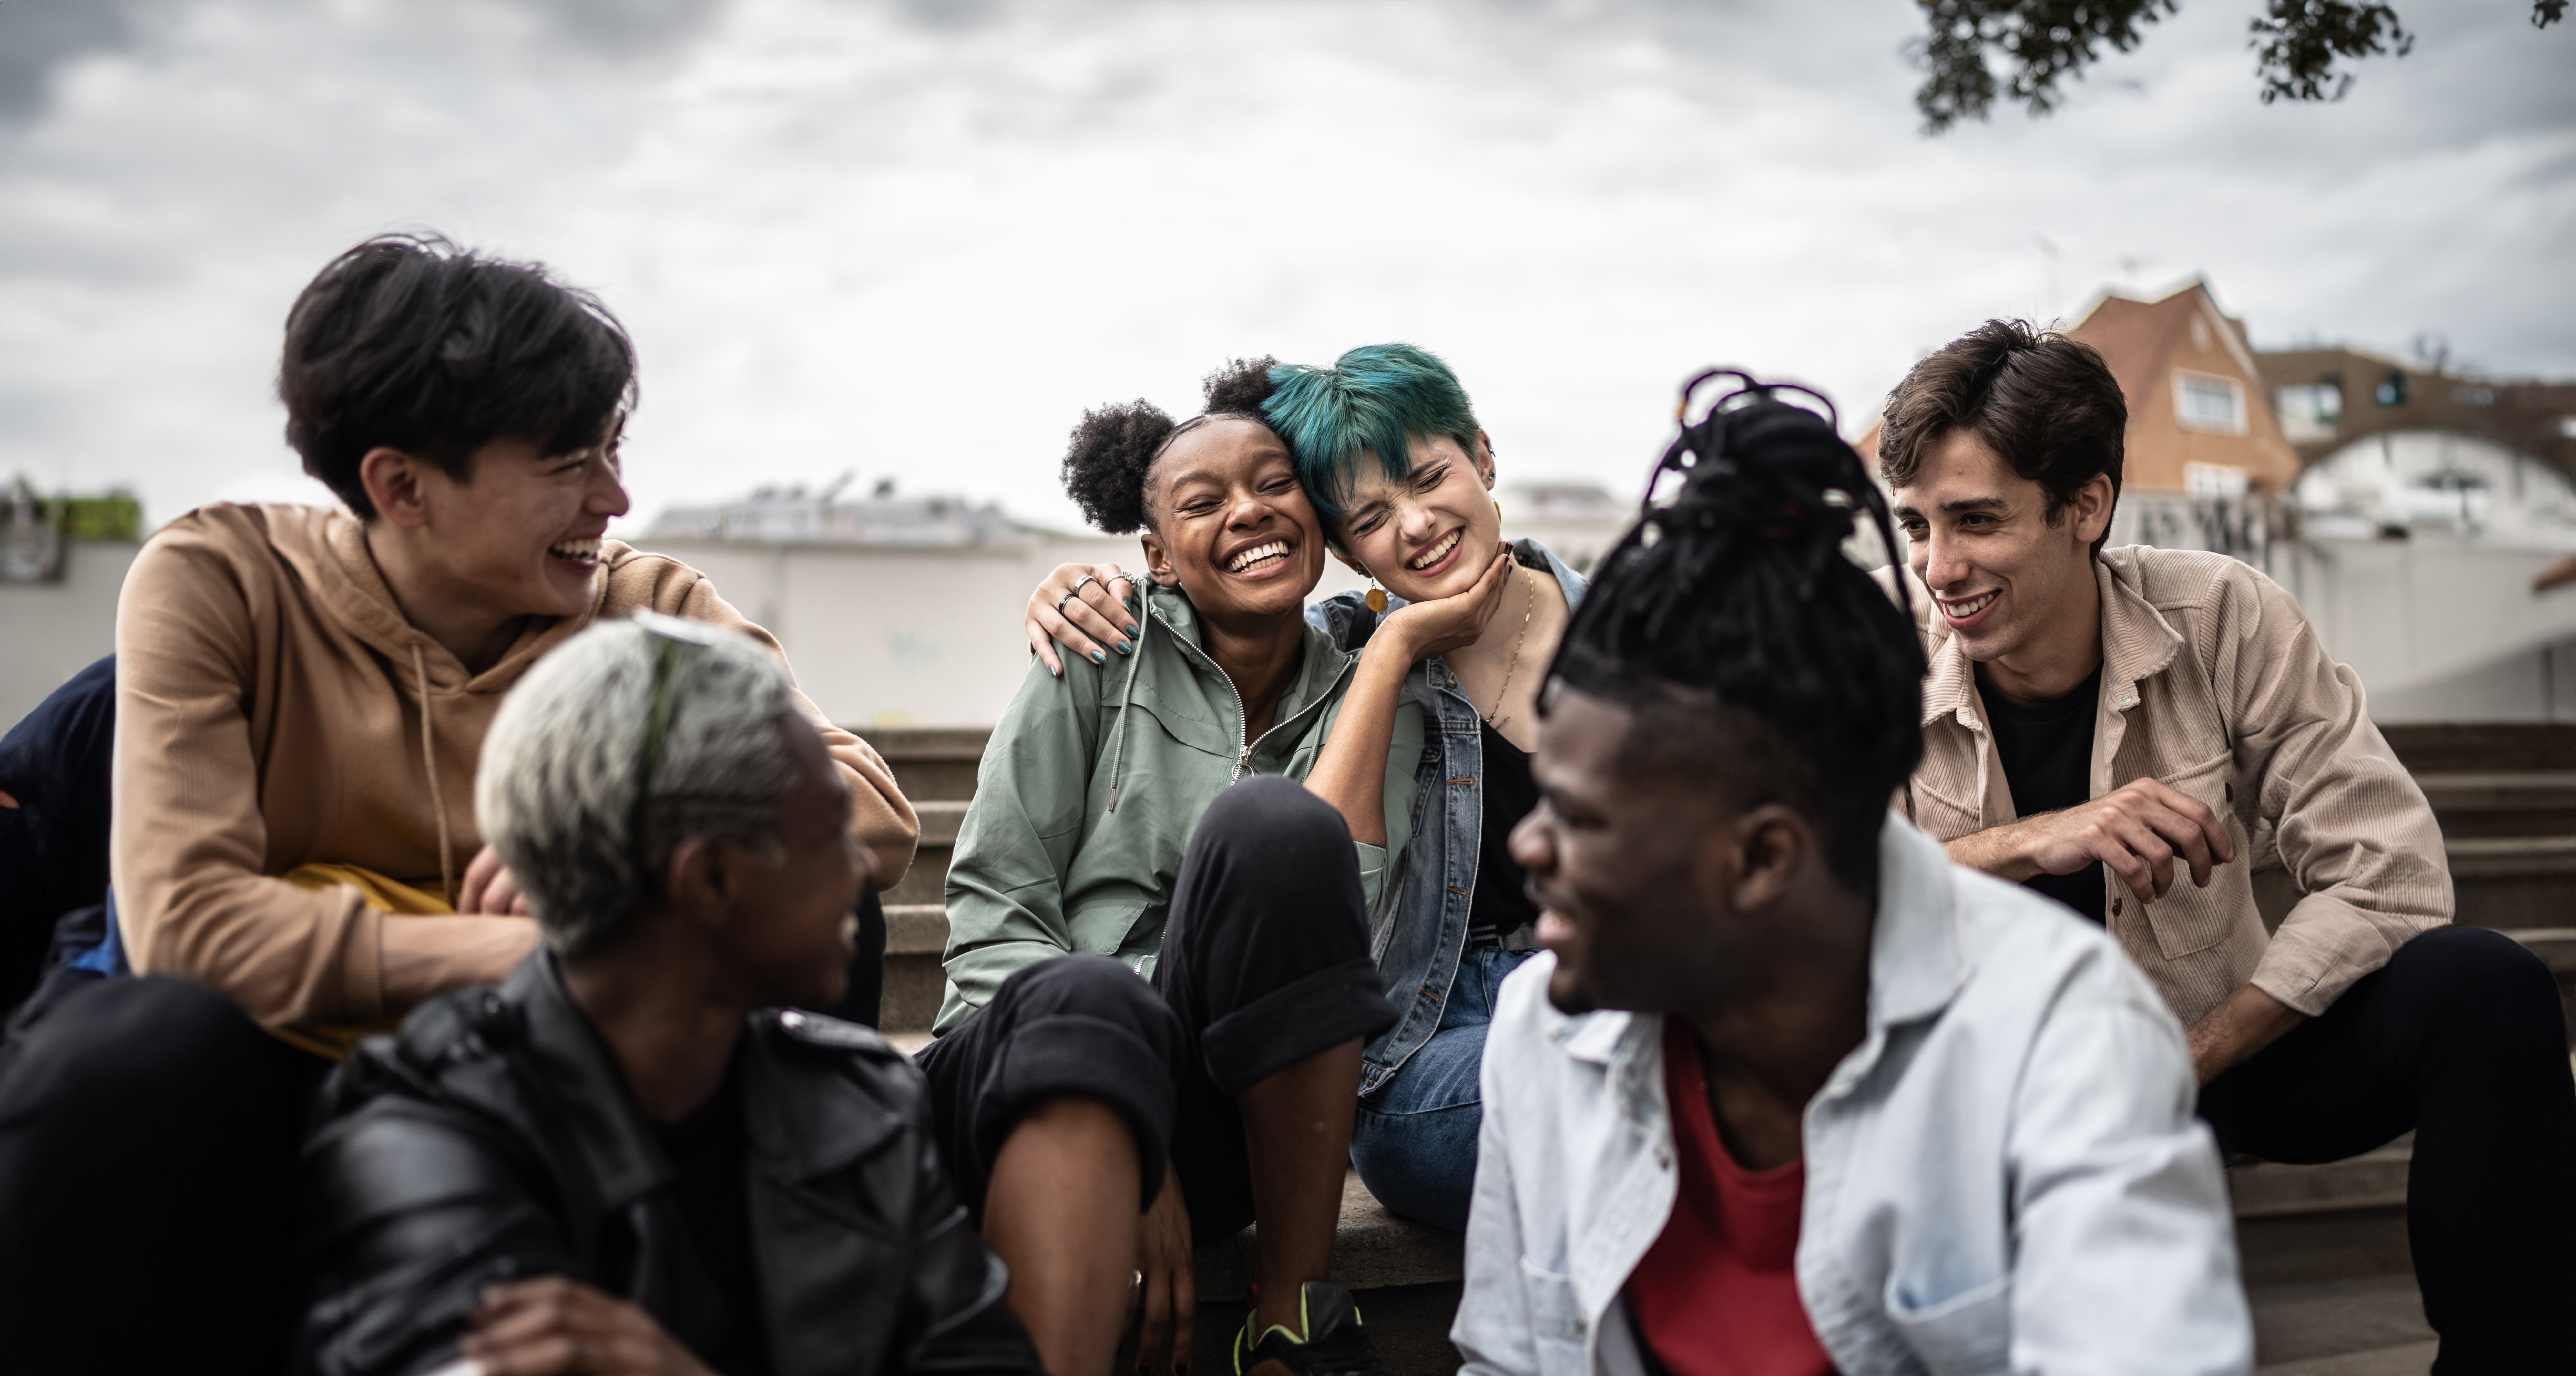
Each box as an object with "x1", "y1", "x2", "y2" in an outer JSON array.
[{"x1": 1911, "y1": 0, "x2": 2564, "y2": 132}]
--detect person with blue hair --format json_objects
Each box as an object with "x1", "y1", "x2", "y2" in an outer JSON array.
[{"x1": 1025, "y1": 343, "x2": 1584, "y2": 1232}]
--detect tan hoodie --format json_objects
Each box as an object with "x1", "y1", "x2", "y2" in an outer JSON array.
[{"x1": 110, "y1": 503, "x2": 919, "y2": 1033}]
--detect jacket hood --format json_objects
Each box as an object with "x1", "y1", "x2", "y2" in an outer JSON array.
[{"x1": 256, "y1": 505, "x2": 629, "y2": 696}]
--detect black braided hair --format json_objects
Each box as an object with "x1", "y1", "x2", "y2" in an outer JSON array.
[
  {"x1": 1060, "y1": 356, "x2": 1280, "y2": 534},
  {"x1": 1548, "y1": 370, "x2": 1925, "y2": 892}
]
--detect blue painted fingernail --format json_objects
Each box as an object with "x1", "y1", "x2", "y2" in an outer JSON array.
[
  {"x1": 1091, "y1": 649, "x2": 1106, "y2": 664},
  {"x1": 1051, "y1": 662, "x2": 1061, "y2": 678},
  {"x1": 1116, "y1": 640, "x2": 1132, "y2": 655},
  {"x1": 1126, "y1": 624, "x2": 1140, "y2": 636}
]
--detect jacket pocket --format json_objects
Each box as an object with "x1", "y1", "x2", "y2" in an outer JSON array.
[
  {"x1": 1518, "y1": 1258, "x2": 1590, "y2": 1376},
  {"x1": 1884, "y1": 1272, "x2": 2010, "y2": 1374},
  {"x1": 2132, "y1": 752, "x2": 2239, "y2": 960}
]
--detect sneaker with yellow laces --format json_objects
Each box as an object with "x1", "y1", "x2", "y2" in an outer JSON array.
[{"x1": 1231, "y1": 1281, "x2": 1386, "y2": 1376}]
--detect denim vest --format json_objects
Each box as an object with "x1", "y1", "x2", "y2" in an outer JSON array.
[{"x1": 1308, "y1": 539, "x2": 1589, "y2": 1096}]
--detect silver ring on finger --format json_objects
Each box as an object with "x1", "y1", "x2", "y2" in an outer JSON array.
[
  {"x1": 1056, "y1": 590, "x2": 1081, "y2": 614},
  {"x1": 1069, "y1": 573, "x2": 1097, "y2": 598}
]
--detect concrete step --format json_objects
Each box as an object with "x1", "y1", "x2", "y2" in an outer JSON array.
[
  {"x1": 2226, "y1": 1137, "x2": 2412, "y2": 1218},
  {"x1": 2413, "y1": 770, "x2": 2576, "y2": 837},
  {"x1": 883, "y1": 841, "x2": 953, "y2": 906},
  {"x1": 2240, "y1": 1207, "x2": 2431, "y2": 1374},
  {"x1": 2380, "y1": 722, "x2": 2576, "y2": 773},
  {"x1": 860, "y1": 727, "x2": 991, "y2": 807}
]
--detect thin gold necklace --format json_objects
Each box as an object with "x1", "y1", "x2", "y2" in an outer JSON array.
[{"x1": 1481, "y1": 566, "x2": 1537, "y2": 726}]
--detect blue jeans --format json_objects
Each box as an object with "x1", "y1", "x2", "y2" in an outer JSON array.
[{"x1": 1349, "y1": 945, "x2": 1531, "y2": 1232}]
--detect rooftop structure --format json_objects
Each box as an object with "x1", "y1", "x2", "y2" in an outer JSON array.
[
  {"x1": 2062, "y1": 280, "x2": 2304, "y2": 497},
  {"x1": 645, "y1": 478, "x2": 1038, "y2": 548},
  {"x1": 2256, "y1": 346, "x2": 2576, "y2": 480}
]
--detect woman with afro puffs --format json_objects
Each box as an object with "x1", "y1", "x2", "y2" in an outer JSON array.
[
  {"x1": 1024, "y1": 344, "x2": 1589, "y2": 1236},
  {"x1": 912, "y1": 359, "x2": 1423, "y2": 1376}
]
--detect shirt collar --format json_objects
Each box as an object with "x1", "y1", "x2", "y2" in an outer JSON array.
[
  {"x1": 1867, "y1": 816, "x2": 1966, "y2": 1027},
  {"x1": 1908, "y1": 554, "x2": 2183, "y2": 729},
  {"x1": 2092, "y1": 550, "x2": 2183, "y2": 715}
]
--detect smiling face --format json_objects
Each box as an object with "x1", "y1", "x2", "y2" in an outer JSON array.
[
  {"x1": 1137, "y1": 416, "x2": 1328, "y2": 624},
  {"x1": 719, "y1": 717, "x2": 871, "y2": 1012},
  {"x1": 1511, "y1": 687, "x2": 1741, "y2": 1017},
  {"x1": 389, "y1": 425, "x2": 632, "y2": 621},
  {"x1": 1888, "y1": 428, "x2": 2112, "y2": 670},
  {"x1": 1330, "y1": 432, "x2": 1500, "y2": 601}
]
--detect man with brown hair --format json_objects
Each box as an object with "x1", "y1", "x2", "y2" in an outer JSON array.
[{"x1": 1876, "y1": 317, "x2": 2575, "y2": 1371}]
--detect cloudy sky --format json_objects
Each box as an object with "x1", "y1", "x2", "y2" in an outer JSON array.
[{"x1": 0, "y1": 0, "x2": 2568, "y2": 536}]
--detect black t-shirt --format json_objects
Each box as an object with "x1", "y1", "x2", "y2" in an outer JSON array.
[
  {"x1": 1979, "y1": 662, "x2": 2108, "y2": 924},
  {"x1": 1469, "y1": 721, "x2": 1542, "y2": 946},
  {"x1": 653, "y1": 1061, "x2": 771, "y2": 1376}
]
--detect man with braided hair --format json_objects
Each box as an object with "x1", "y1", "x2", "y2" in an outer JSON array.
[{"x1": 1455, "y1": 375, "x2": 2252, "y2": 1376}]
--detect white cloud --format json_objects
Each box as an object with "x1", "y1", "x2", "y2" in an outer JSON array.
[{"x1": 0, "y1": 0, "x2": 2566, "y2": 536}]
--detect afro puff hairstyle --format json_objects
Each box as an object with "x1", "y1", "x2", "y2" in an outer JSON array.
[{"x1": 1060, "y1": 356, "x2": 1279, "y2": 534}]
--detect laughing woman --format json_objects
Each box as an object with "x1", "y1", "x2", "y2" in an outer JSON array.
[
  {"x1": 1026, "y1": 345, "x2": 1584, "y2": 1232},
  {"x1": 927, "y1": 359, "x2": 1423, "y2": 1376}
]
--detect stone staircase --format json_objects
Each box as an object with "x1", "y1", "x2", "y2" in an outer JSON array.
[
  {"x1": 858, "y1": 723, "x2": 2576, "y2": 1375},
  {"x1": 2386, "y1": 723, "x2": 2576, "y2": 1033}
]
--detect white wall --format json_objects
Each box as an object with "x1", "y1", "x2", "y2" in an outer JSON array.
[
  {"x1": 2272, "y1": 531, "x2": 2576, "y2": 722},
  {"x1": 0, "y1": 541, "x2": 136, "y2": 731}
]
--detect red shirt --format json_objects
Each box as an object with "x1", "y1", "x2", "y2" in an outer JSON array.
[{"x1": 1623, "y1": 1020, "x2": 1836, "y2": 1376}]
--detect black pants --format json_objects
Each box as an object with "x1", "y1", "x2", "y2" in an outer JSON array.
[
  {"x1": 2199, "y1": 924, "x2": 2576, "y2": 1374},
  {"x1": 918, "y1": 776, "x2": 1399, "y2": 1242},
  {"x1": 0, "y1": 977, "x2": 332, "y2": 1376}
]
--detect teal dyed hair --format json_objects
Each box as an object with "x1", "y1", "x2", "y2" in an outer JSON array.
[{"x1": 1263, "y1": 343, "x2": 1481, "y2": 518}]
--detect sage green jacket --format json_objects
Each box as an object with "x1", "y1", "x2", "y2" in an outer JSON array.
[{"x1": 936, "y1": 582, "x2": 1422, "y2": 1033}]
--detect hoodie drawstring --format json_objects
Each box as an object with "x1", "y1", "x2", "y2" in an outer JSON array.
[
  {"x1": 1104, "y1": 578, "x2": 1148, "y2": 815},
  {"x1": 410, "y1": 641, "x2": 456, "y2": 906}
]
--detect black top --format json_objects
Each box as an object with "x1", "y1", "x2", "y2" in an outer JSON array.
[
  {"x1": 1469, "y1": 721, "x2": 1543, "y2": 946},
  {"x1": 1979, "y1": 662, "x2": 2108, "y2": 924},
  {"x1": 654, "y1": 1059, "x2": 771, "y2": 1376}
]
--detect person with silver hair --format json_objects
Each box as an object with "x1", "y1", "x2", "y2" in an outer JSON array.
[{"x1": 293, "y1": 614, "x2": 1041, "y2": 1376}]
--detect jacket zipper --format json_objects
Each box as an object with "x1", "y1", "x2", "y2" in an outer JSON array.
[{"x1": 1150, "y1": 604, "x2": 1354, "y2": 784}]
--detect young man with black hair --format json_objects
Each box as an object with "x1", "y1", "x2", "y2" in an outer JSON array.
[
  {"x1": 1458, "y1": 379, "x2": 2251, "y2": 1376},
  {"x1": 1881, "y1": 319, "x2": 2576, "y2": 1370},
  {"x1": 0, "y1": 235, "x2": 916, "y2": 1375}
]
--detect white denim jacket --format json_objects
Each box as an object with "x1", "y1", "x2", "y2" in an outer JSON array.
[{"x1": 1454, "y1": 818, "x2": 2252, "y2": 1376}]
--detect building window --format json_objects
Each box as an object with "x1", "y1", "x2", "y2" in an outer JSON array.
[
  {"x1": 2175, "y1": 372, "x2": 2247, "y2": 434},
  {"x1": 2275, "y1": 382, "x2": 2343, "y2": 442},
  {"x1": 2376, "y1": 370, "x2": 2408, "y2": 406}
]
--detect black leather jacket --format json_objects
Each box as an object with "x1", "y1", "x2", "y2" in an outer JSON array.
[{"x1": 294, "y1": 954, "x2": 1040, "y2": 1376}]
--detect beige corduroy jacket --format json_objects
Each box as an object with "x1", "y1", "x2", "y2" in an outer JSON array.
[
  {"x1": 1895, "y1": 545, "x2": 2450, "y2": 1029},
  {"x1": 111, "y1": 504, "x2": 918, "y2": 1035}
]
